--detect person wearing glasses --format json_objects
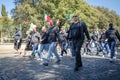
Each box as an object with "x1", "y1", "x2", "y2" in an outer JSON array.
[{"x1": 68, "y1": 14, "x2": 91, "y2": 71}]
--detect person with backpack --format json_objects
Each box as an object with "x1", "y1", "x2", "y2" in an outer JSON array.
[
  {"x1": 104, "y1": 23, "x2": 120, "y2": 62},
  {"x1": 68, "y1": 14, "x2": 91, "y2": 71}
]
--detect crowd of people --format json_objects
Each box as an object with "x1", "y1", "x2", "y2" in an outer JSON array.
[{"x1": 13, "y1": 14, "x2": 120, "y2": 71}]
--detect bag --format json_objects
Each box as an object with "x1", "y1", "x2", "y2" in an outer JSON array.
[{"x1": 107, "y1": 30, "x2": 116, "y2": 40}]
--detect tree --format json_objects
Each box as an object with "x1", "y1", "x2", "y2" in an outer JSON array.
[
  {"x1": 1, "y1": 4, "x2": 8, "y2": 17},
  {"x1": 0, "y1": 4, "x2": 14, "y2": 43},
  {"x1": 11, "y1": 0, "x2": 120, "y2": 34}
]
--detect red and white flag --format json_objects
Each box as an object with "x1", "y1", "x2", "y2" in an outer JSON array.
[
  {"x1": 44, "y1": 14, "x2": 51, "y2": 22},
  {"x1": 44, "y1": 14, "x2": 53, "y2": 26}
]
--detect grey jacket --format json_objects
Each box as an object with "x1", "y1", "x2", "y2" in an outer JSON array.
[
  {"x1": 31, "y1": 31, "x2": 40, "y2": 43},
  {"x1": 14, "y1": 30, "x2": 22, "y2": 40}
]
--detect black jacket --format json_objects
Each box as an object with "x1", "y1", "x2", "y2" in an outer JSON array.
[
  {"x1": 47, "y1": 26, "x2": 59, "y2": 43},
  {"x1": 68, "y1": 21, "x2": 90, "y2": 41},
  {"x1": 14, "y1": 29, "x2": 22, "y2": 40},
  {"x1": 41, "y1": 32, "x2": 48, "y2": 44},
  {"x1": 105, "y1": 27, "x2": 120, "y2": 42}
]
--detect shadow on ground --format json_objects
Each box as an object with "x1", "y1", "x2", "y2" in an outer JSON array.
[{"x1": 0, "y1": 54, "x2": 120, "y2": 80}]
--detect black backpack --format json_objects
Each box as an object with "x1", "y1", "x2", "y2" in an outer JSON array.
[
  {"x1": 107, "y1": 29, "x2": 116, "y2": 40},
  {"x1": 68, "y1": 22, "x2": 83, "y2": 39}
]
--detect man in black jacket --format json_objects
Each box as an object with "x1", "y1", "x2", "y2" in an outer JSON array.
[
  {"x1": 104, "y1": 23, "x2": 120, "y2": 62},
  {"x1": 68, "y1": 14, "x2": 90, "y2": 71},
  {"x1": 43, "y1": 22, "x2": 61, "y2": 66},
  {"x1": 38, "y1": 27, "x2": 49, "y2": 60}
]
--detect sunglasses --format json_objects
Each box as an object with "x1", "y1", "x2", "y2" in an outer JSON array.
[{"x1": 73, "y1": 16, "x2": 78, "y2": 17}]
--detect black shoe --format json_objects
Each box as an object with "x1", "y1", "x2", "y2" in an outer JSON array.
[
  {"x1": 109, "y1": 58, "x2": 114, "y2": 63},
  {"x1": 29, "y1": 55, "x2": 34, "y2": 59},
  {"x1": 43, "y1": 63, "x2": 48, "y2": 66},
  {"x1": 64, "y1": 50, "x2": 67, "y2": 54},
  {"x1": 78, "y1": 64, "x2": 82, "y2": 67},
  {"x1": 61, "y1": 53, "x2": 63, "y2": 56},
  {"x1": 74, "y1": 67, "x2": 79, "y2": 71},
  {"x1": 110, "y1": 61, "x2": 113, "y2": 63},
  {"x1": 56, "y1": 60, "x2": 61, "y2": 64}
]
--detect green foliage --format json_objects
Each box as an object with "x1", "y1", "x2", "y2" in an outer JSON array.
[
  {"x1": 11, "y1": 0, "x2": 120, "y2": 34},
  {"x1": 96, "y1": 6, "x2": 120, "y2": 31},
  {"x1": 1, "y1": 4, "x2": 8, "y2": 17}
]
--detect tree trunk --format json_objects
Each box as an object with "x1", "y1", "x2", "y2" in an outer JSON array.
[{"x1": 0, "y1": 31, "x2": 3, "y2": 44}]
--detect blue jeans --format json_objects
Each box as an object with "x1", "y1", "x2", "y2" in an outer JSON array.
[
  {"x1": 108, "y1": 41, "x2": 116, "y2": 59},
  {"x1": 45, "y1": 42, "x2": 60, "y2": 63},
  {"x1": 69, "y1": 41, "x2": 75, "y2": 57},
  {"x1": 89, "y1": 41, "x2": 95, "y2": 54},
  {"x1": 38, "y1": 43, "x2": 49, "y2": 59},
  {"x1": 104, "y1": 42, "x2": 110, "y2": 54},
  {"x1": 31, "y1": 43, "x2": 38, "y2": 56}
]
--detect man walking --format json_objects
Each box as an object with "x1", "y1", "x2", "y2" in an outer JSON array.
[
  {"x1": 43, "y1": 21, "x2": 61, "y2": 66},
  {"x1": 14, "y1": 28, "x2": 22, "y2": 54},
  {"x1": 68, "y1": 14, "x2": 90, "y2": 71},
  {"x1": 38, "y1": 26, "x2": 49, "y2": 60},
  {"x1": 30, "y1": 25, "x2": 40, "y2": 59},
  {"x1": 104, "y1": 23, "x2": 120, "y2": 62}
]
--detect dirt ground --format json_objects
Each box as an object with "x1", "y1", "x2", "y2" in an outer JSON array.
[
  {"x1": 0, "y1": 43, "x2": 26, "y2": 58},
  {"x1": 0, "y1": 44, "x2": 120, "y2": 80}
]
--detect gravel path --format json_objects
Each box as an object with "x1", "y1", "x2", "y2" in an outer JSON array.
[{"x1": 0, "y1": 44, "x2": 120, "y2": 80}]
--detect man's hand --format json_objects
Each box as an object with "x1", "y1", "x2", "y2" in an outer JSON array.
[
  {"x1": 87, "y1": 39, "x2": 91, "y2": 43},
  {"x1": 17, "y1": 40, "x2": 20, "y2": 43},
  {"x1": 40, "y1": 39, "x2": 43, "y2": 43}
]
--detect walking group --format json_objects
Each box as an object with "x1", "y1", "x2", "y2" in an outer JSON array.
[{"x1": 13, "y1": 14, "x2": 120, "y2": 71}]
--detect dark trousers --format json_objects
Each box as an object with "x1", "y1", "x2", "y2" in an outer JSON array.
[
  {"x1": 14, "y1": 39, "x2": 22, "y2": 50},
  {"x1": 60, "y1": 41, "x2": 67, "y2": 55},
  {"x1": 72, "y1": 40, "x2": 83, "y2": 67}
]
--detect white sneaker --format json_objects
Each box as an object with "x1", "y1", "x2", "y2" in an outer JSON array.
[
  {"x1": 60, "y1": 55, "x2": 63, "y2": 57},
  {"x1": 113, "y1": 56, "x2": 117, "y2": 60},
  {"x1": 115, "y1": 51, "x2": 118, "y2": 55},
  {"x1": 109, "y1": 58, "x2": 113, "y2": 63},
  {"x1": 36, "y1": 58, "x2": 41, "y2": 60},
  {"x1": 102, "y1": 55, "x2": 105, "y2": 58},
  {"x1": 107, "y1": 54, "x2": 110, "y2": 57},
  {"x1": 40, "y1": 58, "x2": 43, "y2": 61},
  {"x1": 71, "y1": 57, "x2": 75, "y2": 60}
]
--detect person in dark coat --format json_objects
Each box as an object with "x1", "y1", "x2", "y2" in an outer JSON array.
[
  {"x1": 13, "y1": 28, "x2": 22, "y2": 54},
  {"x1": 104, "y1": 23, "x2": 120, "y2": 62},
  {"x1": 68, "y1": 14, "x2": 91, "y2": 71}
]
